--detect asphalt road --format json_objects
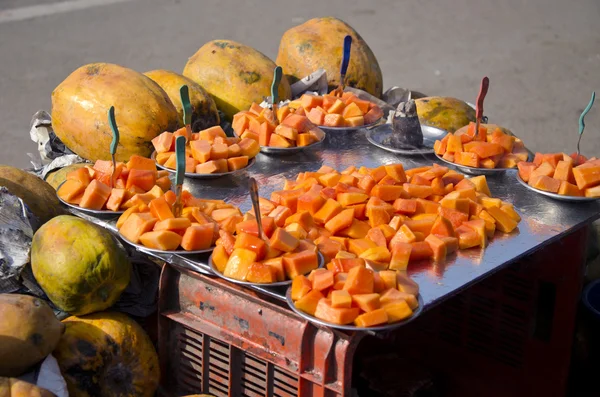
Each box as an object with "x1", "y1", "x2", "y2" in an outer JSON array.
[{"x1": 1, "y1": 0, "x2": 599, "y2": 169}]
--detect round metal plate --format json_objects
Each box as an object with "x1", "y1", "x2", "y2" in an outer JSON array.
[
  {"x1": 259, "y1": 134, "x2": 326, "y2": 155},
  {"x1": 285, "y1": 287, "x2": 424, "y2": 332},
  {"x1": 208, "y1": 251, "x2": 325, "y2": 288},
  {"x1": 366, "y1": 124, "x2": 448, "y2": 156},
  {"x1": 318, "y1": 118, "x2": 383, "y2": 133},
  {"x1": 151, "y1": 152, "x2": 256, "y2": 179},
  {"x1": 56, "y1": 181, "x2": 124, "y2": 216},
  {"x1": 435, "y1": 153, "x2": 518, "y2": 176},
  {"x1": 119, "y1": 233, "x2": 215, "y2": 255},
  {"x1": 516, "y1": 173, "x2": 599, "y2": 202}
]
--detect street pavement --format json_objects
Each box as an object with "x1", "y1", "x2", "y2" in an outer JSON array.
[{"x1": 0, "y1": 0, "x2": 599, "y2": 169}]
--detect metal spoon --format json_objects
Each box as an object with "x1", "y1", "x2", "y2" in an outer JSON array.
[
  {"x1": 107, "y1": 106, "x2": 120, "y2": 188},
  {"x1": 172, "y1": 135, "x2": 186, "y2": 217},
  {"x1": 333, "y1": 35, "x2": 352, "y2": 97},
  {"x1": 249, "y1": 177, "x2": 266, "y2": 241},
  {"x1": 180, "y1": 85, "x2": 193, "y2": 141},
  {"x1": 474, "y1": 76, "x2": 489, "y2": 140},
  {"x1": 271, "y1": 66, "x2": 282, "y2": 115},
  {"x1": 577, "y1": 91, "x2": 596, "y2": 156}
]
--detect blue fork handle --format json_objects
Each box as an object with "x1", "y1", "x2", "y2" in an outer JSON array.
[
  {"x1": 339, "y1": 35, "x2": 352, "y2": 80},
  {"x1": 579, "y1": 91, "x2": 596, "y2": 135},
  {"x1": 175, "y1": 135, "x2": 186, "y2": 186},
  {"x1": 107, "y1": 106, "x2": 119, "y2": 155},
  {"x1": 271, "y1": 66, "x2": 282, "y2": 106},
  {"x1": 180, "y1": 85, "x2": 192, "y2": 127}
]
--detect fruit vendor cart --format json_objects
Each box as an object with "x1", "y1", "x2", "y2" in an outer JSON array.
[{"x1": 66, "y1": 129, "x2": 600, "y2": 397}]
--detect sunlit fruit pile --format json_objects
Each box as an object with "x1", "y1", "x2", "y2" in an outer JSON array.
[
  {"x1": 152, "y1": 126, "x2": 258, "y2": 174},
  {"x1": 518, "y1": 152, "x2": 600, "y2": 197},
  {"x1": 57, "y1": 155, "x2": 171, "y2": 211},
  {"x1": 232, "y1": 102, "x2": 325, "y2": 148},
  {"x1": 435, "y1": 122, "x2": 529, "y2": 169},
  {"x1": 117, "y1": 190, "x2": 242, "y2": 251}
]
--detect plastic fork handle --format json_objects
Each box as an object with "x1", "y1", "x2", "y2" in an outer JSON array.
[
  {"x1": 175, "y1": 135, "x2": 186, "y2": 186},
  {"x1": 180, "y1": 85, "x2": 192, "y2": 126},
  {"x1": 271, "y1": 66, "x2": 282, "y2": 106},
  {"x1": 340, "y1": 35, "x2": 353, "y2": 79},
  {"x1": 475, "y1": 77, "x2": 489, "y2": 120},
  {"x1": 108, "y1": 106, "x2": 119, "y2": 155}
]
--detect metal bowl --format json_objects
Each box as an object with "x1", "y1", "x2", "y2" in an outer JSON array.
[
  {"x1": 119, "y1": 233, "x2": 215, "y2": 255},
  {"x1": 435, "y1": 153, "x2": 525, "y2": 176},
  {"x1": 318, "y1": 118, "x2": 383, "y2": 133},
  {"x1": 366, "y1": 124, "x2": 448, "y2": 156},
  {"x1": 285, "y1": 287, "x2": 424, "y2": 332},
  {"x1": 258, "y1": 131, "x2": 326, "y2": 156},
  {"x1": 56, "y1": 181, "x2": 124, "y2": 216},
  {"x1": 208, "y1": 251, "x2": 325, "y2": 288},
  {"x1": 516, "y1": 173, "x2": 600, "y2": 202},
  {"x1": 151, "y1": 152, "x2": 256, "y2": 180}
]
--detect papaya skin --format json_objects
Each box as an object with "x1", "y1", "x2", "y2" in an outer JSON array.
[
  {"x1": 44, "y1": 163, "x2": 88, "y2": 190},
  {"x1": 51, "y1": 63, "x2": 179, "y2": 162},
  {"x1": 415, "y1": 97, "x2": 476, "y2": 133},
  {"x1": 183, "y1": 40, "x2": 292, "y2": 121},
  {"x1": 144, "y1": 70, "x2": 220, "y2": 132},
  {"x1": 53, "y1": 312, "x2": 159, "y2": 397},
  {"x1": 31, "y1": 215, "x2": 131, "y2": 316},
  {"x1": 276, "y1": 17, "x2": 383, "y2": 98},
  {"x1": 0, "y1": 294, "x2": 65, "y2": 377},
  {"x1": 0, "y1": 377, "x2": 56, "y2": 396},
  {"x1": 0, "y1": 165, "x2": 66, "y2": 224}
]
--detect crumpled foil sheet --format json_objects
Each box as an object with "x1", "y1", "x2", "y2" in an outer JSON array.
[{"x1": 0, "y1": 187, "x2": 39, "y2": 293}]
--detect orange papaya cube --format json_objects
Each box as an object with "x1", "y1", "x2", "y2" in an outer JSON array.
[
  {"x1": 406, "y1": 241, "x2": 432, "y2": 261},
  {"x1": 93, "y1": 160, "x2": 121, "y2": 179},
  {"x1": 236, "y1": 138, "x2": 259, "y2": 158},
  {"x1": 467, "y1": 142, "x2": 504, "y2": 159},
  {"x1": 181, "y1": 224, "x2": 214, "y2": 250},
  {"x1": 446, "y1": 134, "x2": 463, "y2": 153},
  {"x1": 207, "y1": 207, "x2": 239, "y2": 222},
  {"x1": 256, "y1": 122, "x2": 273, "y2": 146},
  {"x1": 378, "y1": 175, "x2": 400, "y2": 186},
  {"x1": 540, "y1": 153, "x2": 563, "y2": 168},
  {"x1": 294, "y1": 290, "x2": 325, "y2": 316},
  {"x1": 307, "y1": 126, "x2": 325, "y2": 142},
  {"x1": 405, "y1": 166, "x2": 432, "y2": 179},
  {"x1": 269, "y1": 206, "x2": 293, "y2": 227},
  {"x1": 497, "y1": 154, "x2": 519, "y2": 169},
  {"x1": 430, "y1": 177, "x2": 445, "y2": 195},
  {"x1": 335, "y1": 250, "x2": 356, "y2": 259},
  {"x1": 430, "y1": 215, "x2": 455, "y2": 237},
  {"x1": 316, "y1": 238, "x2": 343, "y2": 263},
  {"x1": 317, "y1": 172, "x2": 340, "y2": 188},
  {"x1": 343, "y1": 116, "x2": 363, "y2": 127},
  {"x1": 241, "y1": 130, "x2": 259, "y2": 142},
  {"x1": 119, "y1": 213, "x2": 158, "y2": 244},
  {"x1": 393, "y1": 198, "x2": 418, "y2": 215},
  {"x1": 249, "y1": 102, "x2": 263, "y2": 116},
  {"x1": 383, "y1": 300, "x2": 413, "y2": 323},
  {"x1": 359, "y1": 246, "x2": 391, "y2": 263},
  {"x1": 329, "y1": 257, "x2": 366, "y2": 273},
  {"x1": 530, "y1": 175, "x2": 561, "y2": 193},
  {"x1": 313, "y1": 298, "x2": 359, "y2": 324},
  {"x1": 195, "y1": 160, "x2": 221, "y2": 174},
  {"x1": 377, "y1": 224, "x2": 397, "y2": 242},
  {"x1": 246, "y1": 118, "x2": 261, "y2": 135},
  {"x1": 199, "y1": 126, "x2": 227, "y2": 142},
  {"x1": 211, "y1": 245, "x2": 230, "y2": 273},
  {"x1": 277, "y1": 188, "x2": 304, "y2": 212},
  {"x1": 466, "y1": 176, "x2": 491, "y2": 197},
  {"x1": 486, "y1": 206, "x2": 518, "y2": 233},
  {"x1": 455, "y1": 225, "x2": 481, "y2": 249},
  {"x1": 340, "y1": 101, "x2": 362, "y2": 118},
  {"x1": 356, "y1": 175, "x2": 376, "y2": 195},
  {"x1": 585, "y1": 185, "x2": 600, "y2": 197},
  {"x1": 296, "y1": 239, "x2": 317, "y2": 253},
  {"x1": 307, "y1": 106, "x2": 326, "y2": 126},
  {"x1": 226, "y1": 143, "x2": 242, "y2": 158},
  {"x1": 155, "y1": 152, "x2": 172, "y2": 166},
  {"x1": 370, "y1": 185, "x2": 405, "y2": 202},
  {"x1": 224, "y1": 156, "x2": 248, "y2": 172},
  {"x1": 116, "y1": 206, "x2": 141, "y2": 229},
  {"x1": 553, "y1": 160, "x2": 574, "y2": 183},
  {"x1": 273, "y1": 124, "x2": 298, "y2": 142},
  {"x1": 434, "y1": 139, "x2": 447, "y2": 156},
  {"x1": 352, "y1": 293, "x2": 381, "y2": 312},
  {"x1": 558, "y1": 181, "x2": 583, "y2": 196},
  {"x1": 343, "y1": 266, "x2": 374, "y2": 294},
  {"x1": 223, "y1": 248, "x2": 257, "y2": 280},
  {"x1": 354, "y1": 308, "x2": 388, "y2": 327},
  {"x1": 366, "y1": 205, "x2": 391, "y2": 228},
  {"x1": 285, "y1": 223, "x2": 307, "y2": 240},
  {"x1": 313, "y1": 198, "x2": 343, "y2": 225},
  {"x1": 499, "y1": 203, "x2": 521, "y2": 222},
  {"x1": 125, "y1": 169, "x2": 156, "y2": 192},
  {"x1": 291, "y1": 275, "x2": 313, "y2": 301},
  {"x1": 66, "y1": 167, "x2": 92, "y2": 186},
  {"x1": 151, "y1": 131, "x2": 174, "y2": 153},
  {"x1": 454, "y1": 151, "x2": 480, "y2": 168},
  {"x1": 390, "y1": 224, "x2": 417, "y2": 246},
  {"x1": 396, "y1": 272, "x2": 420, "y2": 295},
  {"x1": 155, "y1": 176, "x2": 171, "y2": 192},
  {"x1": 336, "y1": 192, "x2": 369, "y2": 207},
  {"x1": 125, "y1": 155, "x2": 156, "y2": 172},
  {"x1": 338, "y1": 219, "x2": 369, "y2": 239},
  {"x1": 58, "y1": 179, "x2": 86, "y2": 202},
  {"x1": 346, "y1": 238, "x2": 377, "y2": 257},
  {"x1": 403, "y1": 218, "x2": 434, "y2": 235},
  {"x1": 153, "y1": 217, "x2": 191, "y2": 233},
  {"x1": 105, "y1": 188, "x2": 126, "y2": 211},
  {"x1": 413, "y1": 199, "x2": 440, "y2": 215},
  {"x1": 333, "y1": 272, "x2": 349, "y2": 290},
  {"x1": 208, "y1": 143, "x2": 228, "y2": 160},
  {"x1": 402, "y1": 184, "x2": 433, "y2": 199},
  {"x1": 319, "y1": 187, "x2": 337, "y2": 201},
  {"x1": 232, "y1": 113, "x2": 250, "y2": 135},
  {"x1": 262, "y1": 257, "x2": 284, "y2": 281},
  {"x1": 573, "y1": 164, "x2": 600, "y2": 190},
  {"x1": 490, "y1": 130, "x2": 515, "y2": 153},
  {"x1": 245, "y1": 262, "x2": 277, "y2": 284},
  {"x1": 79, "y1": 180, "x2": 112, "y2": 210},
  {"x1": 234, "y1": 217, "x2": 275, "y2": 239},
  {"x1": 388, "y1": 241, "x2": 411, "y2": 270},
  {"x1": 280, "y1": 113, "x2": 310, "y2": 131},
  {"x1": 139, "y1": 230, "x2": 182, "y2": 251},
  {"x1": 331, "y1": 290, "x2": 352, "y2": 308},
  {"x1": 379, "y1": 288, "x2": 408, "y2": 305},
  {"x1": 323, "y1": 113, "x2": 345, "y2": 127},
  {"x1": 296, "y1": 133, "x2": 315, "y2": 147},
  {"x1": 529, "y1": 161, "x2": 556, "y2": 181},
  {"x1": 283, "y1": 250, "x2": 319, "y2": 279},
  {"x1": 479, "y1": 158, "x2": 496, "y2": 169},
  {"x1": 366, "y1": 166, "x2": 386, "y2": 183},
  {"x1": 440, "y1": 171, "x2": 462, "y2": 186},
  {"x1": 256, "y1": 197, "x2": 277, "y2": 215},
  {"x1": 410, "y1": 174, "x2": 431, "y2": 187},
  {"x1": 379, "y1": 270, "x2": 398, "y2": 290},
  {"x1": 269, "y1": 228, "x2": 299, "y2": 253},
  {"x1": 324, "y1": 208, "x2": 355, "y2": 234},
  {"x1": 364, "y1": 105, "x2": 384, "y2": 124},
  {"x1": 463, "y1": 219, "x2": 487, "y2": 247},
  {"x1": 311, "y1": 269, "x2": 335, "y2": 291},
  {"x1": 284, "y1": 211, "x2": 315, "y2": 232},
  {"x1": 234, "y1": 232, "x2": 267, "y2": 260},
  {"x1": 366, "y1": 227, "x2": 387, "y2": 247},
  {"x1": 439, "y1": 236, "x2": 459, "y2": 254},
  {"x1": 326, "y1": 98, "x2": 345, "y2": 114},
  {"x1": 440, "y1": 196, "x2": 470, "y2": 214}
]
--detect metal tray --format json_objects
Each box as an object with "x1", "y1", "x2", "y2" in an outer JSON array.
[
  {"x1": 151, "y1": 152, "x2": 256, "y2": 179},
  {"x1": 119, "y1": 232, "x2": 215, "y2": 255},
  {"x1": 516, "y1": 173, "x2": 599, "y2": 202},
  {"x1": 435, "y1": 153, "x2": 520, "y2": 176},
  {"x1": 285, "y1": 287, "x2": 424, "y2": 332},
  {"x1": 208, "y1": 251, "x2": 325, "y2": 288},
  {"x1": 56, "y1": 181, "x2": 125, "y2": 216},
  {"x1": 366, "y1": 124, "x2": 448, "y2": 156},
  {"x1": 318, "y1": 118, "x2": 383, "y2": 133}
]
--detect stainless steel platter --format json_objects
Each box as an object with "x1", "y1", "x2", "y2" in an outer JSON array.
[
  {"x1": 118, "y1": 233, "x2": 215, "y2": 255},
  {"x1": 151, "y1": 152, "x2": 256, "y2": 179},
  {"x1": 318, "y1": 118, "x2": 383, "y2": 133},
  {"x1": 285, "y1": 287, "x2": 424, "y2": 332},
  {"x1": 56, "y1": 181, "x2": 124, "y2": 216},
  {"x1": 435, "y1": 153, "x2": 515, "y2": 176},
  {"x1": 366, "y1": 124, "x2": 448, "y2": 156}
]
